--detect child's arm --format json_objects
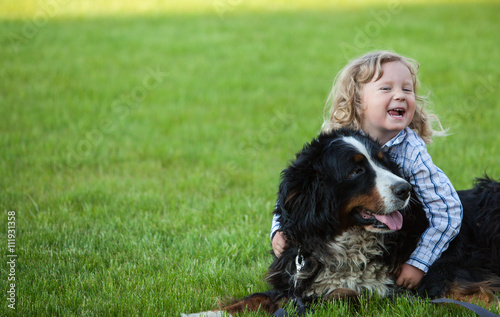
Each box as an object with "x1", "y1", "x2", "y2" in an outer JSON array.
[{"x1": 403, "y1": 146, "x2": 463, "y2": 275}]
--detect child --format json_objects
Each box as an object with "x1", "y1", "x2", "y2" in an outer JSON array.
[{"x1": 270, "y1": 51, "x2": 463, "y2": 290}]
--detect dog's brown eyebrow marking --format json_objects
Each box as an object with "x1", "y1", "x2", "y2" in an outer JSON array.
[
  {"x1": 285, "y1": 191, "x2": 298, "y2": 205},
  {"x1": 377, "y1": 152, "x2": 384, "y2": 160},
  {"x1": 353, "y1": 154, "x2": 364, "y2": 163}
]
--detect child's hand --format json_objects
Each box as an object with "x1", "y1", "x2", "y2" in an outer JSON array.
[
  {"x1": 396, "y1": 263, "x2": 425, "y2": 289},
  {"x1": 272, "y1": 231, "x2": 288, "y2": 257}
]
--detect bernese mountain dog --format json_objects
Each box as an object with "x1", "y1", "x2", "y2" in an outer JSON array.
[{"x1": 184, "y1": 129, "x2": 500, "y2": 316}]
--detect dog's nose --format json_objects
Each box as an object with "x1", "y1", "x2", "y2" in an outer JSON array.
[{"x1": 392, "y1": 182, "x2": 411, "y2": 200}]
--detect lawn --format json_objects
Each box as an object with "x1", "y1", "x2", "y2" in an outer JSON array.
[{"x1": 1, "y1": 0, "x2": 499, "y2": 316}]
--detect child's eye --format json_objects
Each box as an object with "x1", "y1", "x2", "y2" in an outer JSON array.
[
  {"x1": 403, "y1": 88, "x2": 413, "y2": 92},
  {"x1": 380, "y1": 87, "x2": 391, "y2": 91}
]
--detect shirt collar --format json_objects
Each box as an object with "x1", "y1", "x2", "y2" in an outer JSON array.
[
  {"x1": 359, "y1": 128, "x2": 408, "y2": 149},
  {"x1": 382, "y1": 128, "x2": 407, "y2": 149}
]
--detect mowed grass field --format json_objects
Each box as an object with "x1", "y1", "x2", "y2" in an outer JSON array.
[{"x1": 1, "y1": 0, "x2": 499, "y2": 316}]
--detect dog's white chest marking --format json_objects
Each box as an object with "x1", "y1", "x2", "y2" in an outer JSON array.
[{"x1": 302, "y1": 229, "x2": 393, "y2": 297}]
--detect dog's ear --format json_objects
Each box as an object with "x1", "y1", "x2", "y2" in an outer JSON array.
[{"x1": 275, "y1": 139, "x2": 339, "y2": 252}]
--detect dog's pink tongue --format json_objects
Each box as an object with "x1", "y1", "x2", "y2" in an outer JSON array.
[{"x1": 374, "y1": 211, "x2": 403, "y2": 230}]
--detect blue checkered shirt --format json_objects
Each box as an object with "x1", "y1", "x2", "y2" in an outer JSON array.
[{"x1": 270, "y1": 127, "x2": 463, "y2": 273}]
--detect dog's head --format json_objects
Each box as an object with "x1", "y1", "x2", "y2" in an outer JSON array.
[{"x1": 276, "y1": 129, "x2": 412, "y2": 251}]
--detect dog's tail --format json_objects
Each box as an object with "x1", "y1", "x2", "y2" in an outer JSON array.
[{"x1": 445, "y1": 278, "x2": 500, "y2": 305}]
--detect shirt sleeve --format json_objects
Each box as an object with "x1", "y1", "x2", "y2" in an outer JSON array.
[
  {"x1": 405, "y1": 148, "x2": 463, "y2": 273},
  {"x1": 271, "y1": 215, "x2": 281, "y2": 241},
  {"x1": 270, "y1": 202, "x2": 281, "y2": 241}
]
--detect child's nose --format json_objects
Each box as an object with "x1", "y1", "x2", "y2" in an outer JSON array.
[{"x1": 393, "y1": 90, "x2": 406, "y2": 101}]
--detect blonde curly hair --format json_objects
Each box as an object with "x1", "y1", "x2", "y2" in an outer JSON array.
[{"x1": 321, "y1": 51, "x2": 446, "y2": 144}]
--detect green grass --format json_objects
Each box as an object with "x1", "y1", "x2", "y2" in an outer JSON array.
[{"x1": 1, "y1": 0, "x2": 499, "y2": 316}]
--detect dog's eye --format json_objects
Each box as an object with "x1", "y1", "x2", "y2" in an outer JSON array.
[{"x1": 348, "y1": 167, "x2": 365, "y2": 179}]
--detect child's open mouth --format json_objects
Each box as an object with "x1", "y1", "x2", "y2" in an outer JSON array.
[{"x1": 388, "y1": 108, "x2": 405, "y2": 118}]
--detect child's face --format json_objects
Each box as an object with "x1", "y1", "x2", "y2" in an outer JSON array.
[{"x1": 360, "y1": 61, "x2": 416, "y2": 144}]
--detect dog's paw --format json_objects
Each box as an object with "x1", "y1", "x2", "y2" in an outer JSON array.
[{"x1": 180, "y1": 311, "x2": 231, "y2": 317}]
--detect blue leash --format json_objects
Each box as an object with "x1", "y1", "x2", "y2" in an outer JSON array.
[
  {"x1": 272, "y1": 296, "x2": 500, "y2": 317},
  {"x1": 429, "y1": 298, "x2": 500, "y2": 317},
  {"x1": 272, "y1": 296, "x2": 311, "y2": 317}
]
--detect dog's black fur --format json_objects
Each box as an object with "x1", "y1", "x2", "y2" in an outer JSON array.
[{"x1": 219, "y1": 129, "x2": 500, "y2": 315}]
